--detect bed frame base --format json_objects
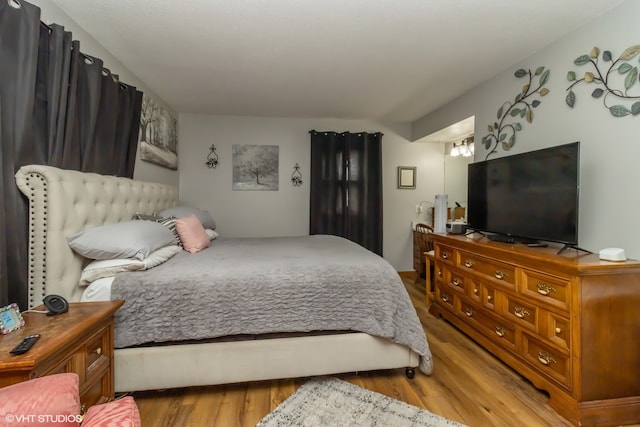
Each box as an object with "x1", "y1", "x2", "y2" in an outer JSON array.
[{"x1": 115, "y1": 333, "x2": 419, "y2": 392}]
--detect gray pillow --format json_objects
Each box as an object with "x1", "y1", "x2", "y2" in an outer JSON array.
[
  {"x1": 67, "y1": 220, "x2": 178, "y2": 260},
  {"x1": 159, "y1": 205, "x2": 216, "y2": 230}
]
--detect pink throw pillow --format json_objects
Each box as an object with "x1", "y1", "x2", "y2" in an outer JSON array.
[
  {"x1": 0, "y1": 373, "x2": 81, "y2": 426},
  {"x1": 175, "y1": 214, "x2": 210, "y2": 253},
  {"x1": 82, "y1": 396, "x2": 141, "y2": 427}
]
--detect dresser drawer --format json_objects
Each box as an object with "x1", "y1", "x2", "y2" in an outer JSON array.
[
  {"x1": 545, "y1": 312, "x2": 570, "y2": 351},
  {"x1": 442, "y1": 266, "x2": 466, "y2": 294},
  {"x1": 502, "y1": 295, "x2": 538, "y2": 332},
  {"x1": 459, "y1": 300, "x2": 516, "y2": 350},
  {"x1": 466, "y1": 280, "x2": 499, "y2": 313},
  {"x1": 457, "y1": 251, "x2": 516, "y2": 290},
  {"x1": 521, "y1": 332, "x2": 571, "y2": 389},
  {"x1": 435, "y1": 244, "x2": 456, "y2": 266},
  {"x1": 434, "y1": 283, "x2": 457, "y2": 312},
  {"x1": 521, "y1": 270, "x2": 571, "y2": 312}
]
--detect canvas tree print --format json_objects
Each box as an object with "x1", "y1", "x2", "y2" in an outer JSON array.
[
  {"x1": 139, "y1": 94, "x2": 178, "y2": 170},
  {"x1": 232, "y1": 145, "x2": 279, "y2": 190}
]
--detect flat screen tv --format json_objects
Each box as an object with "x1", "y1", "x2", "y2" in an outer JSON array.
[{"x1": 467, "y1": 142, "x2": 580, "y2": 252}]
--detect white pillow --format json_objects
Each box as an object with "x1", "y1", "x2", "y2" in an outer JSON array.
[
  {"x1": 205, "y1": 229, "x2": 219, "y2": 241},
  {"x1": 80, "y1": 258, "x2": 144, "y2": 286},
  {"x1": 79, "y1": 245, "x2": 181, "y2": 286},
  {"x1": 142, "y1": 245, "x2": 181, "y2": 269}
]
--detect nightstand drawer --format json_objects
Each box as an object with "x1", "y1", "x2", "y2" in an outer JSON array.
[{"x1": 85, "y1": 327, "x2": 110, "y2": 379}]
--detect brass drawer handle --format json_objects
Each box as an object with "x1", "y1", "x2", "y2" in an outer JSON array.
[
  {"x1": 537, "y1": 351, "x2": 556, "y2": 366},
  {"x1": 94, "y1": 347, "x2": 102, "y2": 355},
  {"x1": 495, "y1": 326, "x2": 506, "y2": 337},
  {"x1": 537, "y1": 283, "x2": 557, "y2": 296},
  {"x1": 474, "y1": 287, "x2": 479, "y2": 295},
  {"x1": 452, "y1": 278, "x2": 462, "y2": 287},
  {"x1": 494, "y1": 269, "x2": 508, "y2": 280},
  {"x1": 441, "y1": 251, "x2": 450, "y2": 259},
  {"x1": 555, "y1": 327, "x2": 563, "y2": 334},
  {"x1": 463, "y1": 307, "x2": 474, "y2": 317},
  {"x1": 487, "y1": 294, "x2": 493, "y2": 301},
  {"x1": 464, "y1": 259, "x2": 475, "y2": 268},
  {"x1": 514, "y1": 306, "x2": 530, "y2": 318},
  {"x1": 442, "y1": 294, "x2": 451, "y2": 303}
]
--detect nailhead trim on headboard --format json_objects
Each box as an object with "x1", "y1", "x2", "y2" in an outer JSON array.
[{"x1": 15, "y1": 165, "x2": 179, "y2": 307}]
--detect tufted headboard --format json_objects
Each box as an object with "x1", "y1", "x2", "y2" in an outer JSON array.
[{"x1": 15, "y1": 165, "x2": 179, "y2": 307}]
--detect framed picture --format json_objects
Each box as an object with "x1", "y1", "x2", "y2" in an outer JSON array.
[
  {"x1": 0, "y1": 303, "x2": 25, "y2": 334},
  {"x1": 232, "y1": 145, "x2": 279, "y2": 191},
  {"x1": 398, "y1": 166, "x2": 416, "y2": 189},
  {"x1": 138, "y1": 94, "x2": 178, "y2": 170}
]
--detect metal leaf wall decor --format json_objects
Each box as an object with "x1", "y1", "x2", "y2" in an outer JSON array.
[
  {"x1": 565, "y1": 45, "x2": 640, "y2": 117},
  {"x1": 482, "y1": 66, "x2": 550, "y2": 160}
]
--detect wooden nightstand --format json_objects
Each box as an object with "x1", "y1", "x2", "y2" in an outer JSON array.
[{"x1": 0, "y1": 301, "x2": 123, "y2": 409}]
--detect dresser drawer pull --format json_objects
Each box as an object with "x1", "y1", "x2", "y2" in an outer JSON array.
[
  {"x1": 495, "y1": 326, "x2": 506, "y2": 337},
  {"x1": 464, "y1": 259, "x2": 475, "y2": 268},
  {"x1": 463, "y1": 307, "x2": 474, "y2": 317},
  {"x1": 487, "y1": 294, "x2": 493, "y2": 302},
  {"x1": 537, "y1": 351, "x2": 557, "y2": 366},
  {"x1": 494, "y1": 269, "x2": 508, "y2": 280},
  {"x1": 442, "y1": 294, "x2": 451, "y2": 303},
  {"x1": 94, "y1": 347, "x2": 102, "y2": 355},
  {"x1": 474, "y1": 287, "x2": 479, "y2": 295},
  {"x1": 537, "y1": 283, "x2": 557, "y2": 296},
  {"x1": 555, "y1": 327, "x2": 563, "y2": 334},
  {"x1": 514, "y1": 306, "x2": 530, "y2": 318},
  {"x1": 452, "y1": 278, "x2": 462, "y2": 287},
  {"x1": 441, "y1": 251, "x2": 450, "y2": 259}
]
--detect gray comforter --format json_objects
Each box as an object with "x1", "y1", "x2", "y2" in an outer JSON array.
[{"x1": 111, "y1": 235, "x2": 433, "y2": 374}]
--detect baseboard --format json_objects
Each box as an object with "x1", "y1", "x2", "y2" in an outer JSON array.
[{"x1": 398, "y1": 271, "x2": 417, "y2": 280}]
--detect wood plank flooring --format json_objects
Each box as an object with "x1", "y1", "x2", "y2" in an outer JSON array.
[{"x1": 130, "y1": 275, "x2": 620, "y2": 427}]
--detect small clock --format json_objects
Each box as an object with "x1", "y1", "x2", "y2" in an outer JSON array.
[{"x1": 0, "y1": 303, "x2": 25, "y2": 334}]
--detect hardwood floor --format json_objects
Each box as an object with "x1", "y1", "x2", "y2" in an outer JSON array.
[{"x1": 131, "y1": 275, "x2": 615, "y2": 427}]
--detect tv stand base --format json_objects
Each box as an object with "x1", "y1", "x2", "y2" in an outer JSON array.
[
  {"x1": 486, "y1": 234, "x2": 539, "y2": 245},
  {"x1": 557, "y1": 244, "x2": 592, "y2": 255}
]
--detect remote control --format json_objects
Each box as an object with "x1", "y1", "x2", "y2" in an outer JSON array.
[{"x1": 9, "y1": 334, "x2": 40, "y2": 355}]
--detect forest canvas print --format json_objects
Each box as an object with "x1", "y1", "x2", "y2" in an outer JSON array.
[
  {"x1": 232, "y1": 145, "x2": 279, "y2": 190},
  {"x1": 139, "y1": 94, "x2": 178, "y2": 170}
]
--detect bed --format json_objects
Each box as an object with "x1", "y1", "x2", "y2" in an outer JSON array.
[{"x1": 15, "y1": 164, "x2": 433, "y2": 393}]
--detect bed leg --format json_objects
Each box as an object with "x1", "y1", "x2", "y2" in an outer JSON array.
[{"x1": 405, "y1": 368, "x2": 415, "y2": 379}]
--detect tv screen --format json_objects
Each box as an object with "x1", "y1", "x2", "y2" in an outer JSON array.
[{"x1": 467, "y1": 142, "x2": 579, "y2": 246}]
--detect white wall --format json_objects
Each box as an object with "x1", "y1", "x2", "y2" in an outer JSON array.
[
  {"x1": 30, "y1": 0, "x2": 178, "y2": 186},
  {"x1": 412, "y1": 0, "x2": 640, "y2": 258},
  {"x1": 179, "y1": 114, "x2": 444, "y2": 270}
]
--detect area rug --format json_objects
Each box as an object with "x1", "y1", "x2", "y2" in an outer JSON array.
[{"x1": 256, "y1": 377, "x2": 467, "y2": 427}]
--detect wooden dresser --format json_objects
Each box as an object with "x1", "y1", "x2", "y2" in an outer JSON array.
[
  {"x1": 0, "y1": 301, "x2": 123, "y2": 410},
  {"x1": 428, "y1": 234, "x2": 640, "y2": 427}
]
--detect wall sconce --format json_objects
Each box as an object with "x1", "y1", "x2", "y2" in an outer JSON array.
[
  {"x1": 206, "y1": 144, "x2": 219, "y2": 168},
  {"x1": 451, "y1": 136, "x2": 474, "y2": 157},
  {"x1": 291, "y1": 163, "x2": 303, "y2": 187}
]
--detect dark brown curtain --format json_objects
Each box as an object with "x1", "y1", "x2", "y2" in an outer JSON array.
[
  {"x1": 0, "y1": 0, "x2": 143, "y2": 308},
  {"x1": 309, "y1": 130, "x2": 383, "y2": 255}
]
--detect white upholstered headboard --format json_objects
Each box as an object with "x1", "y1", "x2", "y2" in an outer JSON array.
[{"x1": 15, "y1": 165, "x2": 178, "y2": 307}]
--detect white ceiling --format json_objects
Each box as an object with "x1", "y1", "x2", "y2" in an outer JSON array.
[{"x1": 51, "y1": 0, "x2": 623, "y2": 123}]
